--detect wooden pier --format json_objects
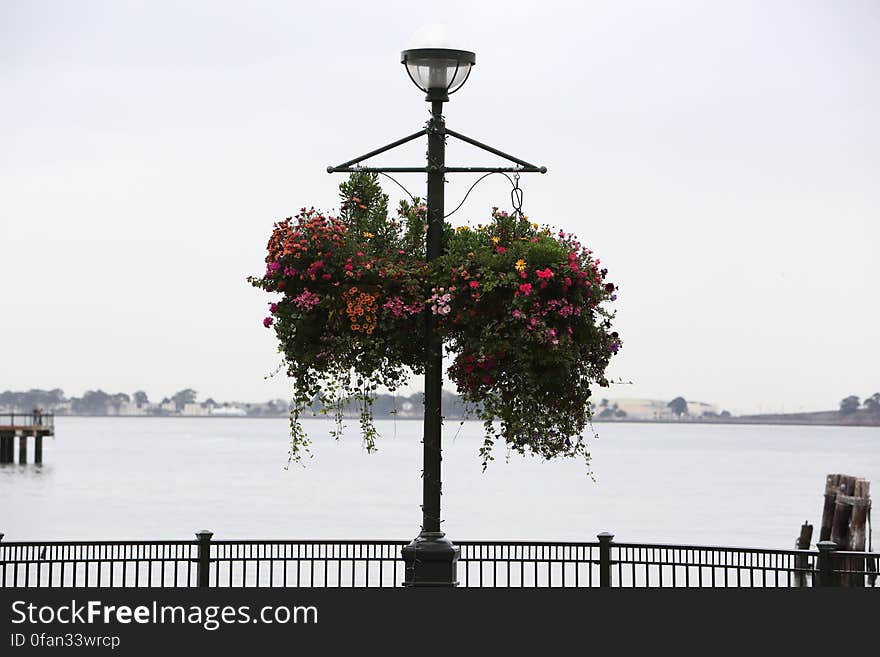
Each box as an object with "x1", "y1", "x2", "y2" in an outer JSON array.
[{"x1": 0, "y1": 413, "x2": 54, "y2": 465}]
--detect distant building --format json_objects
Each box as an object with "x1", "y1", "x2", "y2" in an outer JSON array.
[
  {"x1": 209, "y1": 405, "x2": 247, "y2": 417},
  {"x1": 598, "y1": 398, "x2": 718, "y2": 420},
  {"x1": 117, "y1": 401, "x2": 147, "y2": 416},
  {"x1": 183, "y1": 402, "x2": 209, "y2": 416}
]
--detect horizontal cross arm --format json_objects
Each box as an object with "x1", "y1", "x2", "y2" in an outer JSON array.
[
  {"x1": 328, "y1": 166, "x2": 546, "y2": 174},
  {"x1": 326, "y1": 129, "x2": 427, "y2": 173},
  {"x1": 445, "y1": 128, "x2": 546, "y2": 172}
]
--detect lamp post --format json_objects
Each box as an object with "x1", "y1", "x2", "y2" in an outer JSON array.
[
  {"x1": 399, "y1": 47, "x2": 474, "y2": 586},
  {"x1": 327, "y1": 45, "x2": 545, "y2": 587}
]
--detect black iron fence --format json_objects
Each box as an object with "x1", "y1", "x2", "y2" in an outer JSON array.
[{"x1": 0, "y1": 532, "x2": 875, "y2": 588}]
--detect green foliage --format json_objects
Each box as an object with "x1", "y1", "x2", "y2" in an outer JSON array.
[
  {"x1": 839, "y1": 395, "x2": 861, "y2": 414},
  {"x1": 250, "y1": 174, "x2": 428, "y2": 463},
  {"x1": 436, "y1": 210, "x2": 619, "y2": 470},
  {"x1": 667, "y1": 397, "x2": 689, "y2": 417},
  {"x1": 252, "y1": 178, "x2": 622, "y2": 470}
]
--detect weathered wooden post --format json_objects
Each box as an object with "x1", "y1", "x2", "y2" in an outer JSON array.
[
  {"x1": 820, "y1": 474, "x2": 841, "y2": 541},
  {"x1": 847, "y1": 479, "x2": 870, "y2": 587},
  {"x1": 816, "y1": 540, "x2": 838, "y2": 587},
  {"x1": 18, "y1": 434, "x2": 27, "y2": 465},
  {"x1": 195, "y1": 530, "x2": 213, "y2": 588},
  {"x1": 794, "y1": 521, "x2": 813, "y2": 587},
  {"x1": 34, "y1": 431, "x2": 43, "y2": 465},
  {"x1": 598, "y1": 532, "x2": 614, "y2": 588},
  {"x1": 830, "y1": 475, "x2": 857, "y2": 551}
]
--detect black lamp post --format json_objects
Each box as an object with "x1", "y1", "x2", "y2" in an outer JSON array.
[{"x1": 328, "y1": 46, "x2": 546, "y2": 587}]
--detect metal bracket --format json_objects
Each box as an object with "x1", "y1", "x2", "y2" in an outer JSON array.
[{"x1": 326, "y1": 124, "x2": 547, "y2": 175}]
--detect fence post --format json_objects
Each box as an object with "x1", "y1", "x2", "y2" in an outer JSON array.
[
  {"x1": 598, "y1": 532, "x2": 614, "y2": 588},
  {"x1": 195, "y1": 530, "x2": 213, "y2": 588},
  {"x1": 816, "y1": 540, "x2": 838, "y2": 587}
]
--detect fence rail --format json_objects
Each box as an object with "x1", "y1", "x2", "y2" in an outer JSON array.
[{"x1": 0, "y1": 532, "x2": 875, "y2": 588}]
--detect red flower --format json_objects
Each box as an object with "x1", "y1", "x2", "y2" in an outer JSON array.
[
  {"x1": 469, "y1": 280, "x2": 480, "y2": 289},
  {"x1": 518, "y1": 283, "x2": 533, "y2": 295},
  {"x1": 536, "y1": 268, "x2": 553, "y2": 280}
]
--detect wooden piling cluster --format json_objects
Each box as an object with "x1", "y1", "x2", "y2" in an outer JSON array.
[{"x1": 819, "y1": 473, "x2": 874, "y2": 586}]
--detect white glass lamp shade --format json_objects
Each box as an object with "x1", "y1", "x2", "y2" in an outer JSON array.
[{"x1": 401, "y1": 48, "x2": 476, "y2": 99}]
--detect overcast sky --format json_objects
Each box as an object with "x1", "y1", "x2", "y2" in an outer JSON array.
[{"x1": 1, "y1": 1, "x2": 878, "y2": 414}]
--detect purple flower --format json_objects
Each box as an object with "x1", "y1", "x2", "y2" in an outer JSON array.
[
  {"x1": 263, "y1": 317, "x2": 273, "y2": 328},
  {"x1": 269, "y1": 303, "x2": 278, "y2": 314},
  {"x1": 610, "y1": 341, "x2": 619, "y2": 354}
]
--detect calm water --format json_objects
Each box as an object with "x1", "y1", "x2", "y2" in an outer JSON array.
[{"x1": 1, "y1": 418, "x2": 877, "y2": 548}]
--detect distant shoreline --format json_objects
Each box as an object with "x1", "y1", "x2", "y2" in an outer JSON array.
[{"x1": 42, "y1": 412, "x2": 880, "y2": 428}]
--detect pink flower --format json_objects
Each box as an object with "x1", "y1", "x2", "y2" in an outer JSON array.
[
  {"x1": 536, "y1": 268, "x2": 553, "y2": 280},
  {"x1": 293, "y1": 290, "x2": 321, "y2": 312},
  {"x1": 518, "y1": 283, "x2": 532, "y2": 296},
  {"x1": 496, "y1": 246, "x2": 507, "y2": 254},
  {"x1": 512, "y1": 309, "x2": 522, "y2": 319},
  {"x1": 469, "y1": 280, "x2": 480, "y2": 289},
  {"x1": 263, "y1": 317, "x2": 273, "y2": 328}
]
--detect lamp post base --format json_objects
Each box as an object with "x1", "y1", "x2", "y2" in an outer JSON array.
[{"x1": 402, "y1": 532, "x2": 460, "y2": 587}]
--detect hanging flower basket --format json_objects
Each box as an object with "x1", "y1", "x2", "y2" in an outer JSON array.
[
  {"x1": 251, "y1": 173, "x2": 621, "y2": 469},
  {"x1": 437, "y1": 209, "x2": 620, "y2": 468}
]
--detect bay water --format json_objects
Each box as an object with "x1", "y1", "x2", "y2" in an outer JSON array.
[{"x1": 2, "y1": 417, "x2": 877, "y2": 549}]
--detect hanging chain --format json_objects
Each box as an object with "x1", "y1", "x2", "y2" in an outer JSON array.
[
  {"x1": 510, "y1": 170, "x2": 525, "y2": 219},
  {"x1": 444, "y1": 169, "x2": 529, "y2": 220}
]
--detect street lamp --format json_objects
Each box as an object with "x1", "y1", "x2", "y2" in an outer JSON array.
[
  {"x1": 327, "y1": 45, "x2": 546, "y2": 587},
  {"x1": 401, "y1": 48, "x2": 476, "y2": 101}
]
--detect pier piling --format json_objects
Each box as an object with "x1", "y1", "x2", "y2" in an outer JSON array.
[
  {"x1": 0, "y1": 431, "x2": 13, "y2": 464},
  {"x1": 0, "y1": 413, "x2": 55, "y2": 464}
]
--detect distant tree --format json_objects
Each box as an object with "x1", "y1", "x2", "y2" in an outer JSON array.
[
  {"x1": 614, "y1": 408, "x2": 627, "y2": 418},
  {"x1": 863, "y1": 393, "x2": 880, "y2": 413},
  {"x1": 0, "y1": 388, "x2": 66, "y2": 412},
  {"x1": 719, "y1": 410, "x2": 731, "y2": 418},
  {"x1": 597, "y1": 407, "x2": 615, "y2": 419},
  {"x1": 72, "y1": 390, "x2": 111, "y2": 415},
  {"x1": 667, "y1": 397, "x2": 689, "y2": 417},
  {"x1": 171, "y1": 389, "x2": 197, "y2": 411},
  {"x1": 839, "y1": 395, "x2": 861, "y2": 414},
  {"x1": 109, "y1": 392, "x2": 130, "y2": 413},
  {"x1": 599, "y1": 398, "x2": 609, "y2": 408},
  {"x1": 133, "y1": 391, "x2": 149, "y2": 408}
]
